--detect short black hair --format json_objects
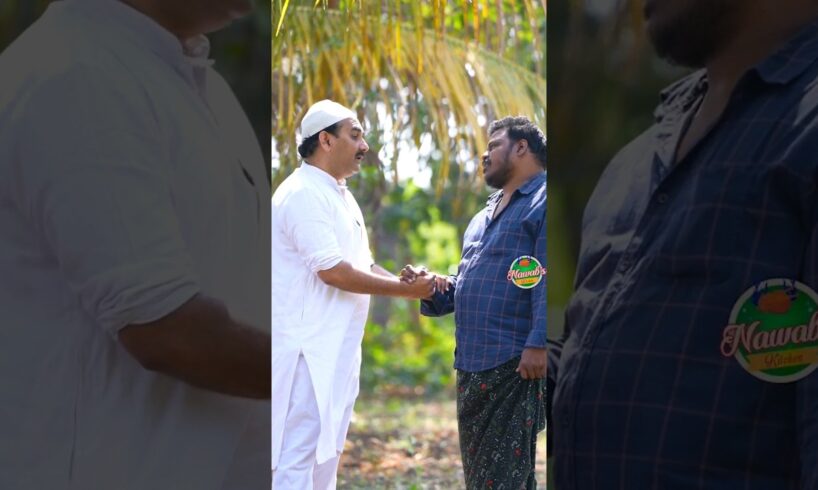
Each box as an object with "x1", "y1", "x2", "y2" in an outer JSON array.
[
  {"x1": 297, "y1": 122, "x2": 342, "y2": 159},
  {"x1": 488, "y1": 116, "x2": 546, "y2": 169}
]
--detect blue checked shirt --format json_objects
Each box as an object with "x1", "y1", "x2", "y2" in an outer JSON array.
[
  {"x1": 550, "y1": 22, "x2": 818, "y2": 489},
  {"x1": 421, "y1": 172, "x2": 546, "y2": 372}
]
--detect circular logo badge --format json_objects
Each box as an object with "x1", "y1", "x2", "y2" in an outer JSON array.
[
  {"x1": 507, "y1": 256, "x2": 546, "y2": 289},
  {"x1": 721, "y1": 279, "x2": 818, "y2": 383}
]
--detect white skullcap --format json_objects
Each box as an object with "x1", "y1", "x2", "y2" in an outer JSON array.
[{"x1": 300, "y1": 99, "x2": 358, "y2": 139}]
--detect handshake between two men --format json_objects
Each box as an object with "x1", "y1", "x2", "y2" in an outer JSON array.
[{"x1": 398, "y1": 264, "x2": 452, "y2": 299}]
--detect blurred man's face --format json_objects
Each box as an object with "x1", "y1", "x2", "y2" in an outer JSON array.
[
  {"x1": 643, "y1": 0, "x2": 740, "y2": 67},
  {"x1": 482, "y1": 129, "x2": 515, "y2": 189},
  {"x1": 193, "y1": 0, "x2": 254, "y2": 34},
  {"x1": 327, "y1": 118, "x2": 369, "y2": 179},
  {"x1": 128, "y1": 0, "x2": 254, "y2": 38}
]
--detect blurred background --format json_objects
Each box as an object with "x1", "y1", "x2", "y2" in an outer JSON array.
[
  {"x1": 272, "y1": 0, "x2": 546, "y2": 486},
  {"x1": 546, "y1": 0, "x2": 688, "y2": 340}
]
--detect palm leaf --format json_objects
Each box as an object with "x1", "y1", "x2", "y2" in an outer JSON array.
[{"x1": 272, "y1": 1, "x2": 546, "y2": 211}]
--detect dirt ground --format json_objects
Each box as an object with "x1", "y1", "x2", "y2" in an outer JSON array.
[{"x1": 338, "y1": 391, "x2": 547, "y2": 489}]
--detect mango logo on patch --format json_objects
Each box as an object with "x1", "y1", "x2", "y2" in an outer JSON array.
[
  {"x1": 721, "y1": 279, "x2": 818, "y2": 383},
  {"x1": 507, "y1": 256, "x2": 546, "y2": 289}
]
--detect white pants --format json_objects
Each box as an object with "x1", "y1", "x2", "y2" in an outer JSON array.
[{"x1": 272, "y1": 356, "x2": 342, "y2": 490}]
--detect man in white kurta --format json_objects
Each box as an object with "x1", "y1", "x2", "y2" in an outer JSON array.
[
  {"x1": 271, "y1": 162, "x2": 372, "y2": 484},
  {"x1": 271, "y1": 101, "x2": 436, "y2": 489},
  {"x1": 0, "y1": 1, "x2": 269, "y2": 488}
]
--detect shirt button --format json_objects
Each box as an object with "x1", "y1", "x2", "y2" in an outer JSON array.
[
  {"x1": 617, "y1": 259, "x2": 630, "y2": 273},
  {"x1": 657, "y1": 193, "x2": 669, "y2": 204}
]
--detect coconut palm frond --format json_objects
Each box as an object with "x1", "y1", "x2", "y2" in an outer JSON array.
[{"x1": 272, "y1": 2, "x2": 546, "y2": 207}]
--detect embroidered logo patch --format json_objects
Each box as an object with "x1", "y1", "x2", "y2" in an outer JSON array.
[
  {"x1": 721, "y1": 279, "x2": 818, "y2": 383},
  {"x1": 507, "y1": 256, "x2": 546, "y2": 289}
]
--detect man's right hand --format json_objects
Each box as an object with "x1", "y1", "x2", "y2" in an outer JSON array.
[
  {"x1": 401, "y1": 264, "x2": 451, "y2": 294},
  {"x1": 317, "y1": 260, "x2": 440, "y2": 299},
  {"x1": 400, "y1": 272, "x2": 437, "y2": 299},
  {"x1": 399, "y1": 264, "x2": 426, "y2": 283}
]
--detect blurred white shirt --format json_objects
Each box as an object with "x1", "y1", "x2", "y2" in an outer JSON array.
[
  {"x1": 270, "y1": 163, "x2": 373, "y2": 468},
  {"x1": 0, "y1": 0, "x2": 269, "y2": 488}
]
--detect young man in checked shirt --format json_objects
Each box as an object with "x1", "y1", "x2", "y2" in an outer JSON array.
[
  {"x1": 548, "y1": 1, "x2": 818, "y2": 489},
  {"x1": 402, "y1": 116, "x2": 547, "y2": 489}
]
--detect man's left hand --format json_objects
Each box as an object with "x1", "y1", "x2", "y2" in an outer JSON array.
[{"x1": 516, "y1": 347, "x2": 546, "y2": 380}]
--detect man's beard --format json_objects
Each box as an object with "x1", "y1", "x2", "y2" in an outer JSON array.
[
  {"x1": 646, "y1": 0, "x2": 739, "y2": 68},
  {"x1": 484, "y1": 149, "x2": 513, "y2": 189}
]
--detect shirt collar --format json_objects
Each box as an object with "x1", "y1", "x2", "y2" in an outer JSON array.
[
  {"x1": 655, "y1": 19, "x2": 818, "y2": 120},
  {"x1": 655, "y1": 70, "x2": 707, "y2": 123},
  {"x1": 486, "y1": 171, "x2": 546, "y2": 204},
  {"x1": 517, "y1": 171, "x2": 547, "y2": 195},
  {"x1": 66, "y1": 0, "x2": 213, "y2": 71},
  {"x1": 300, "y1": 162, "x2": 346, "y2": 193},
  {"x1": 752, "y1": 20, "x2": 818, "y2": 85}
]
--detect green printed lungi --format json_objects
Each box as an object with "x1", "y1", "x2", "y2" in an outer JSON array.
[{"x1": 457, "y1": 357, "x2": 546, "y2": 490}]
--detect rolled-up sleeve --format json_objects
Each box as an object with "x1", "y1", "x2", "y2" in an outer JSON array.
[
  {"x1": 280, "y1": 188, "x2": 343, "y2": 273},
  {"x1": 11, "y1": 66, "x2": 200, "y2": 335}
]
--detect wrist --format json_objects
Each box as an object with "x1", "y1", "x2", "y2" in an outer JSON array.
[{"x1": 392, "y1": 277, "x2": 412, "y2": 297}]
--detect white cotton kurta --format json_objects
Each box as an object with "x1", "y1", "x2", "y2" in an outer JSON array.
[
  {"x1": 271, "y1": 163, "x2": 373, "y2": 468},
  {"x1": 0, "y1": 1, "x2": 269, "y2": 488}
]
